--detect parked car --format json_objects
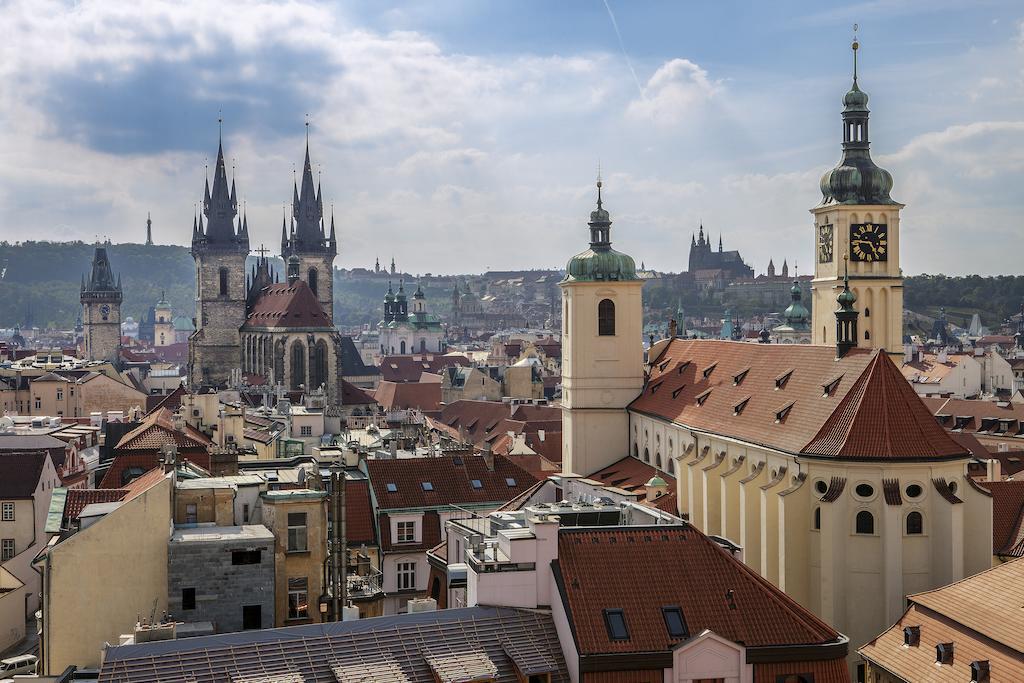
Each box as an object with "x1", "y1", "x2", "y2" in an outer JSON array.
[{"x1": 0, "y1": 654, "x2": 37, "y2": 677}]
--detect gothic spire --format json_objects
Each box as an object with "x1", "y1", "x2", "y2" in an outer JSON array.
[{"x1": 200, "y1": 122, "x2": 241, "y2": 246}]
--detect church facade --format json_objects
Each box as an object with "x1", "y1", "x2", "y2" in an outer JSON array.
[
  {"x1": 560, "y1": 42, "x2": 991, "y2": 678},
  {"x1": 378, "y1": 281, "x2": 445, "y2": 355},
  {"x1": 187, "y1": 134, "x2": 342, "y2": 402}
]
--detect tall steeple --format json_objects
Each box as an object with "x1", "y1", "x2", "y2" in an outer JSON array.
[
  {"x1": 194, "y1": 121, "x2": 247, "y2": 251},
  {"x1": 290, "y1": 132, "x2": 326, "y2": 248}
]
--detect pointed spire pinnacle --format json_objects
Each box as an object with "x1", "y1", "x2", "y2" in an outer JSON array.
[
  {"x1": 329, "y1": 206, "x2": 336, "y2": 244},
  {"x1": 852, "y1": 23, "x2": 859, "y2": 85}
]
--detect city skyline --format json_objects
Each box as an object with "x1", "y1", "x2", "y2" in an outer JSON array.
[{"x1": 0, "y1": 1, "x2": 1021, "y2": 275}]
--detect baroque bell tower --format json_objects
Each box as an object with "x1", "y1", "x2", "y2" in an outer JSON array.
[
  {"x1": 811, "y1": 36, "x2": 903, "y2": 353},
  {"x1": 188, "y1": 127, "x2": 250, "y2": 386},
  {"x1": 560, "y1": 177, "x2": 644, "y2": 477}
]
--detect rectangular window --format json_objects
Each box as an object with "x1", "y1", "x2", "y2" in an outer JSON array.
[
  {"x1": 396, "y1": 561, "x2": 416, "y2": 591},
  {"x1": 662, "y1": 606, "x2": 688, "y2": 638},
  {"x1": 300, "y1": 425, "x2": 312, "y2": 436},
  {"x1": 243, "y1": 503, "x2": 250, "y2": 523},
  {"x1": 56, "y1": 390, "x2": 63, "y2": 401},
  {"x1": 181, "y1": 587, "x2": 196, "y2": 610},
  {"x1": 603, "y1": 608, "x2": 629, "y2": 640},
  {"x1": 396, "y1": 521, "x2": 416, "y2": 543},
  {"x1": 288, "y1": 577, "x2": 309, "y2": 619},
  {"x1": 185, "y1": 503, "x2": 198, "y2": 524},
  {"x1": 1, "y1": 539, "x2": 14, "y2": 561},
  {"x1": 1, "y1": 502, "x2": 13, "y2": 522},
  {"x1": 231, "y1": 549, "x2": 261, "y2": 565},
  {"x1": 34, "y1": 399, "x2": 41, "y2": 410},
  {"x1": 287, "y1": 513, "x2": 308, "y2": 552}
]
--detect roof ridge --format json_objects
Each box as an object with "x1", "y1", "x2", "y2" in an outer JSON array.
[{"x1": 910, "y1": 555, "x2": 1024, "y2": 601}]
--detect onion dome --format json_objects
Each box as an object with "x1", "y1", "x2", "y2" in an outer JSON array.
[
  {"x1": 396, "y1": 280, "x2": 407, "y2": 301},
  {"x1": 819, "y1": 38, "x2": 897, "y2": 206},
  {"x1": 563, "y1": 178, "x2": 638, "y2": 283},
  {"x1": 413, "y1": 282, "x2": 425, "y2": 299},
  {"x1": 384, "y1": 281, "x2": 395, "y2": 302},
  {"x1": 783, "y1": 280, "x2": 810, "y2": 329},
  {"x1": 837, "y1": 269, "x2": 857, "y2": 310}
]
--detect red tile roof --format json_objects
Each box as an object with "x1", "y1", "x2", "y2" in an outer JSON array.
[
  {"x1": 242, "y1": 280, "x2": 331, "y2": 329},
  {"x1": 344, "y1": 479, "x2": 376, "y2": 546},
  {"x1": 379, "y1": 354, "x2": 470, "y2": 383},
  {"x1": 341, "y1": 380, "x2": 377, "y2": 406},
  {"x1": 428, "y1": 400, "x2": 561, "y2": 449},
  {"x1": 365, "y1": 454, "x2": 537, "y2": 511},
  {"x1": 373, "y1": 381, "x2": 441, "y2": 412},
  {"x1": 590, "y1": 456, "x2": 678, "y2": 514},
  {"x1": 978, "y1": 480, "x2": 1024, "y2": 558},
  {"x1": 146, "y1": 385, "x2": 187, "y2": 416},
  {"x1": 115, "y1": 407, "x2": 212, "y2": 452},
  {"x1": 63, "y1": 488, "x2": 129, "y2": 523},
  {"x1": 555, "y1": 525, "x2": 844, "y2": 656},
  {"x1": 632, "y1": 340, "x2": 967, "y2": 461}
]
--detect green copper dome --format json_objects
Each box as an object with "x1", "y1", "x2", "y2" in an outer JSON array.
[
  {"x1": 563, "y1": 180, "x2": 639, "y2": 283},
  {"x1": 782, "y1": 280, "x2": 810, "y2": 329},
  {"x1": 819, "y1": 41, "x2": 897, "y2": 207}
]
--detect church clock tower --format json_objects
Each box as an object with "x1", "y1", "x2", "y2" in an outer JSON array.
[
  {"x1": 811, "y1": 38, "x2": 904, "y2": 353},
  {"x1": 81, "y1": 243, "x2": 123, "y2": 363},
  {"x1": 560, "y1": 178, "x2": 644, "y2": 477}
]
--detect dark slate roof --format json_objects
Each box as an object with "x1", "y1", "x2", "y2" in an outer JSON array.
[
  {"x1": 99, "y1": 606, "x2": 569, "y2": 683},
  {"x1": 0, "y1": 433, "x2": 68, "y2": 452},
  {"x1": 0, "y1": 451, "x2": 50, "y2": 498},
  {"x1": 339, "y1": 336, "x2": 380, "y2": 377}
]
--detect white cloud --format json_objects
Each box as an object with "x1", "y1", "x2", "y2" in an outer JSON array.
[{"x1": 625, "y1": 58, "x2": 721, "y2": 126}]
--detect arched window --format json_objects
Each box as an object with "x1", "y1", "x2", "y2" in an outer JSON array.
[
  {"x1": 159, "y1": 333, "x2": 165, "y2": 345},
  {"x1": 290, "y1": 341, "x2": 306, "y2": 390},
  {"x1": 906, "y1": 511, "x2": 923, "y2": 535},
  {"x1": 400, "y1": 340, "x2": 406, "y2": 354},
  {"x1": 668, "y1": 458, "x2": 675, "y2": 474},
  {"x1": 813, "y1": 507, "x2": 821, "y2": 530},
  {"x1": 310, "y1": 340, "x2": 329, "y2": 390},
  {"x1": 598, "y1": 299, "x2": 615, "y2": 336},
  {"x1": 308, "y1": 268, "x2": 319, "y2": 297},
  {"x1": 420, "y1": 339, "x2": 427, "y2": 353},
  {"x1": 643, "y1": 448, "x2": 650, "y2": 463},
  {"x1": 633, "y1": 443, "x2": 639, "y2": 459},
  {"x1": 219, "y1": 267, "x2": 229, "y2": 296},
  {"x1": 855, "y1": 510, "x2": 874, "y2": 535},
  {"x1": 655, "y1": 452, "x2": 662, "y2": 469},
  {"x1": 865, "y1": 330, "x2": 871, "y2": 341},
  {"x1": 864, "y1": 307, "x2": 871, "y2": 318}
]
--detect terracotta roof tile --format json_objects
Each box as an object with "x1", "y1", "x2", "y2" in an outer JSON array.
[
  {"x1": 242, "y1": 280, "x2": 331, "y2": 329},
  {"x1": 366, "y1": 455, "x2": 537, "y2": 512},
  {"x1": 115, "y1": 407, "x2": 212, "y2": 452},
  {"x1": 344, "y1": 479, "x2": 376, "y2": 546},
  {"x1": 590, "y1": 456, "x2": 678, "y2": 513},
  {"x1": 372, "y1": 381, "x2": 440, "y2": 412},
  {"x1": 341, "y1": 380, "x2": 377, "y2": 406},
  {"x1": 978, "y1": 480, "x2": 1024, "y2": 558},
  {"x1": 632, "y1": 340, "x2": 967, "y2": 461},
  {"x1": 63, "y1": 488, "x2": 129, "y2": 523},
  {"x1": 379, "y1": 354, "x2": 469, "y2": 383},
  {"x1": 555, "y1": 525, "x2": 844, "y2": 656}
]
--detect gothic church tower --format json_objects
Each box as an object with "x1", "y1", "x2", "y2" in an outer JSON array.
[
  {"x1": 188, "y1": 133, "x2": 250, "y2": 386},
  {"x1": 560, "y1": 179, "x2": 644, "y2": 476},
  {"x1": 281, "y1": 138, "x2": 337, "y2": 324},
  {"x1": 80, "y1": 243, "x2": 123, "y2": 363},
  {"x1": 812, "y1": 38, "x2": 904, "y2": 353}
]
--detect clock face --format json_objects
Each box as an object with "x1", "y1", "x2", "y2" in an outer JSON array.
[
  {"x1": 818, "y1": 224, "x2": 834, "y2": 263},
  {"x1": 850, "y1": 223, "x2": 888, "y2": 262},
  {"x1": 100, "y1": 304, "x2": 110, "y2": 321}
]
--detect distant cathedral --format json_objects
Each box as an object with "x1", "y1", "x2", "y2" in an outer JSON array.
[
  {"x1": 686, "y1": 225, "x2": 754, "y2": 280},
  {"x1": 187, "y1": 129, "x2": 343, "y2": 403}
]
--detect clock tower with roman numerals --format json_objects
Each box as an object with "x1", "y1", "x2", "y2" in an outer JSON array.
[{"x1": 811, "y1": 37, "x2": 904, "y2": 353}]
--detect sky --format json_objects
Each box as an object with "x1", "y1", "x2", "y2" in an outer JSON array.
[{"x1": 0, "y1": 1, "x2": 1021, "y2": 276}]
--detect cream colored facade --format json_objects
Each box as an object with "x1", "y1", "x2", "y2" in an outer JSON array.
[
  {"x1": 260, "y1": 490, "x2": 327, "y2": 627},
  {"x1": 811, "y1": 204, "x2": 904, "y2": 353},
  {"x1": 560, "y1": 278, "x2": 644, "y2": 477},
  {"x1": 30, "y1": 372, "x2": 146, "y2": 418},
  {"x1": 38, "y1": 475, "x2": 171, "y2": 674},
  {"x1": 0, "y1": 566, "x2": 24, "y2": 652},
  {"x1": 626, "y1": 410, "x2": 992, "y2": 668}
]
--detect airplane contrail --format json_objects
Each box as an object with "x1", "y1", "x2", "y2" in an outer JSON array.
[{"x1": 603, "y1": 0, "x2": 645, "y2": 98}]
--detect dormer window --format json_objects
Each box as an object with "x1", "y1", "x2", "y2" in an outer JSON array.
[
  {"x1": 659, "y1": 360, "x2": 670, "y2": 372},
  {"x1": 971, "y1": 660, "x2": 990, "y2": 683},
  {"x1": 672, "y1": 385, "x2": 686, "y2": 399},
  {"x1": 696, "y1": 389, "x2": 711, "y2": 406},
  {"x1": 822, "y1": 376, "x2": 842, "y2": 397},
  {"x1": 677, "y1": 361, "x2": 690, "y2": 374},
  {"x1": 936, "y1": 642, "x2": 954, "y2": 665},
  {"x1": 733, "y1": 397, "x2": 750, "y2": 416},
  {"x1": 775, "y1": 369, "x2": 794, "y2": 389},
  {"x1": 702, "y1": 363, "x2": 717, "y2": 380},
  {"x1": 903, "y1": 625, "x2": 920, "y2": 646},
  {"x1": 733, "y1": 368, "x2": 750, "y2": 386},
  {"x1": 650, "y1": 381, "x2": 663, "y2": 395}
]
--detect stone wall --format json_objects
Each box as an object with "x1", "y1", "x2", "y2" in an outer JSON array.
[
  {"x1": 167, "y1": 531, "x2": 275, "y2": 632},
  {"x1": 189, "y1": 247, "x2": 248, "y2": 385}
]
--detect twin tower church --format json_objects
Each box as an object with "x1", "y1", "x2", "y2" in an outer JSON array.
[{"x1": 559, "y1": 40, "x2": 990, "y2": 674}]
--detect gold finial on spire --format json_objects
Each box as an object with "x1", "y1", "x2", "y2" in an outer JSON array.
[{"x1": 852, "y1": 23, "x2": 859, "y2": 83}]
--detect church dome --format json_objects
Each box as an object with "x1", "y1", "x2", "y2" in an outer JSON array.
[
  {"x1": 563, "y1": 180, "x2": 639, "y2": 284},
  {"x1": 782, "y1": 281, "x2": 810, "y2": 327}
]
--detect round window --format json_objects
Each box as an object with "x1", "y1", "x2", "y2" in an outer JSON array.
[
  {"x1": 815, "y1": 480, "x2": 828, "y2": 495},
  {"x1": 855, "y1": 483, "x2": 874, "y2": 498},
  {"x1": 905, "y1": 484, "x2": 923, "y2": 499},
  {"x1": 948, "y1": 481, "x2": 958, "y2": 495}
]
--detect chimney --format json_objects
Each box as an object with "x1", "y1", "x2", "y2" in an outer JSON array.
[
  {"x1": 987, "y1": 457, "x2": 1002, "y2": 482},
  {"x1": 937, "y1": 347, "x2": 949, "y2": 364},
  {"x1": 538, "y1": 429, "x2": 545, "y2": 442},
  {"x1": 390, "y1": 439, "x2": 398, "y2": 459},
  {"x1": 481, "y1": 442, "x2": 495, "y2": 471},
  {"x1": 903, "y1": 343, "x2": 914, "y2": 364}
]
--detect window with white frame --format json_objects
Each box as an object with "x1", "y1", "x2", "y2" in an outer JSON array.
[
  {"x1": 396, "y1": 521, "x2": 416, "y2": 543},
  {"x1": 1, "y1": 502, "x2": 13, "y2": 522},
  {"x1": 1, "y1": 539, "x2": 14, "y2": 561},
  {"x1": 287, "y1": 577, "x2": 308, "y2": 619},
  {"x1": 396, "y1": 561, "x2": 416, "y2": 591}
]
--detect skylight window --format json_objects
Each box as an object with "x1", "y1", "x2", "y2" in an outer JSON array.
[
  {"x1": 385, "y1": 483, "x2": 397, "y2": 493},
  {"x1": 661, "y1": 606, "x2": 688, "y2": 639},
  {"x1": 471, "y1": 479, "x2": 483, "y2": 489},
  {"x1": 421, "y1": 482, "x2": 434, "y2": 491},
  {"x1": 603, "y1": 609, "x2": 629, "y2": 640},
  {"x1": 505, "y1": 478, "x2": 517, "y2": 487}
]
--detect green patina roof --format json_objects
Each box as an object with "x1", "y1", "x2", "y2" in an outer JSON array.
[
  {"x1": 562, "y1": 180, "x2": 639, "y2": 284},
  {"x1": 45, "y1": 487, "x2": 68, "y2": 534}
]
